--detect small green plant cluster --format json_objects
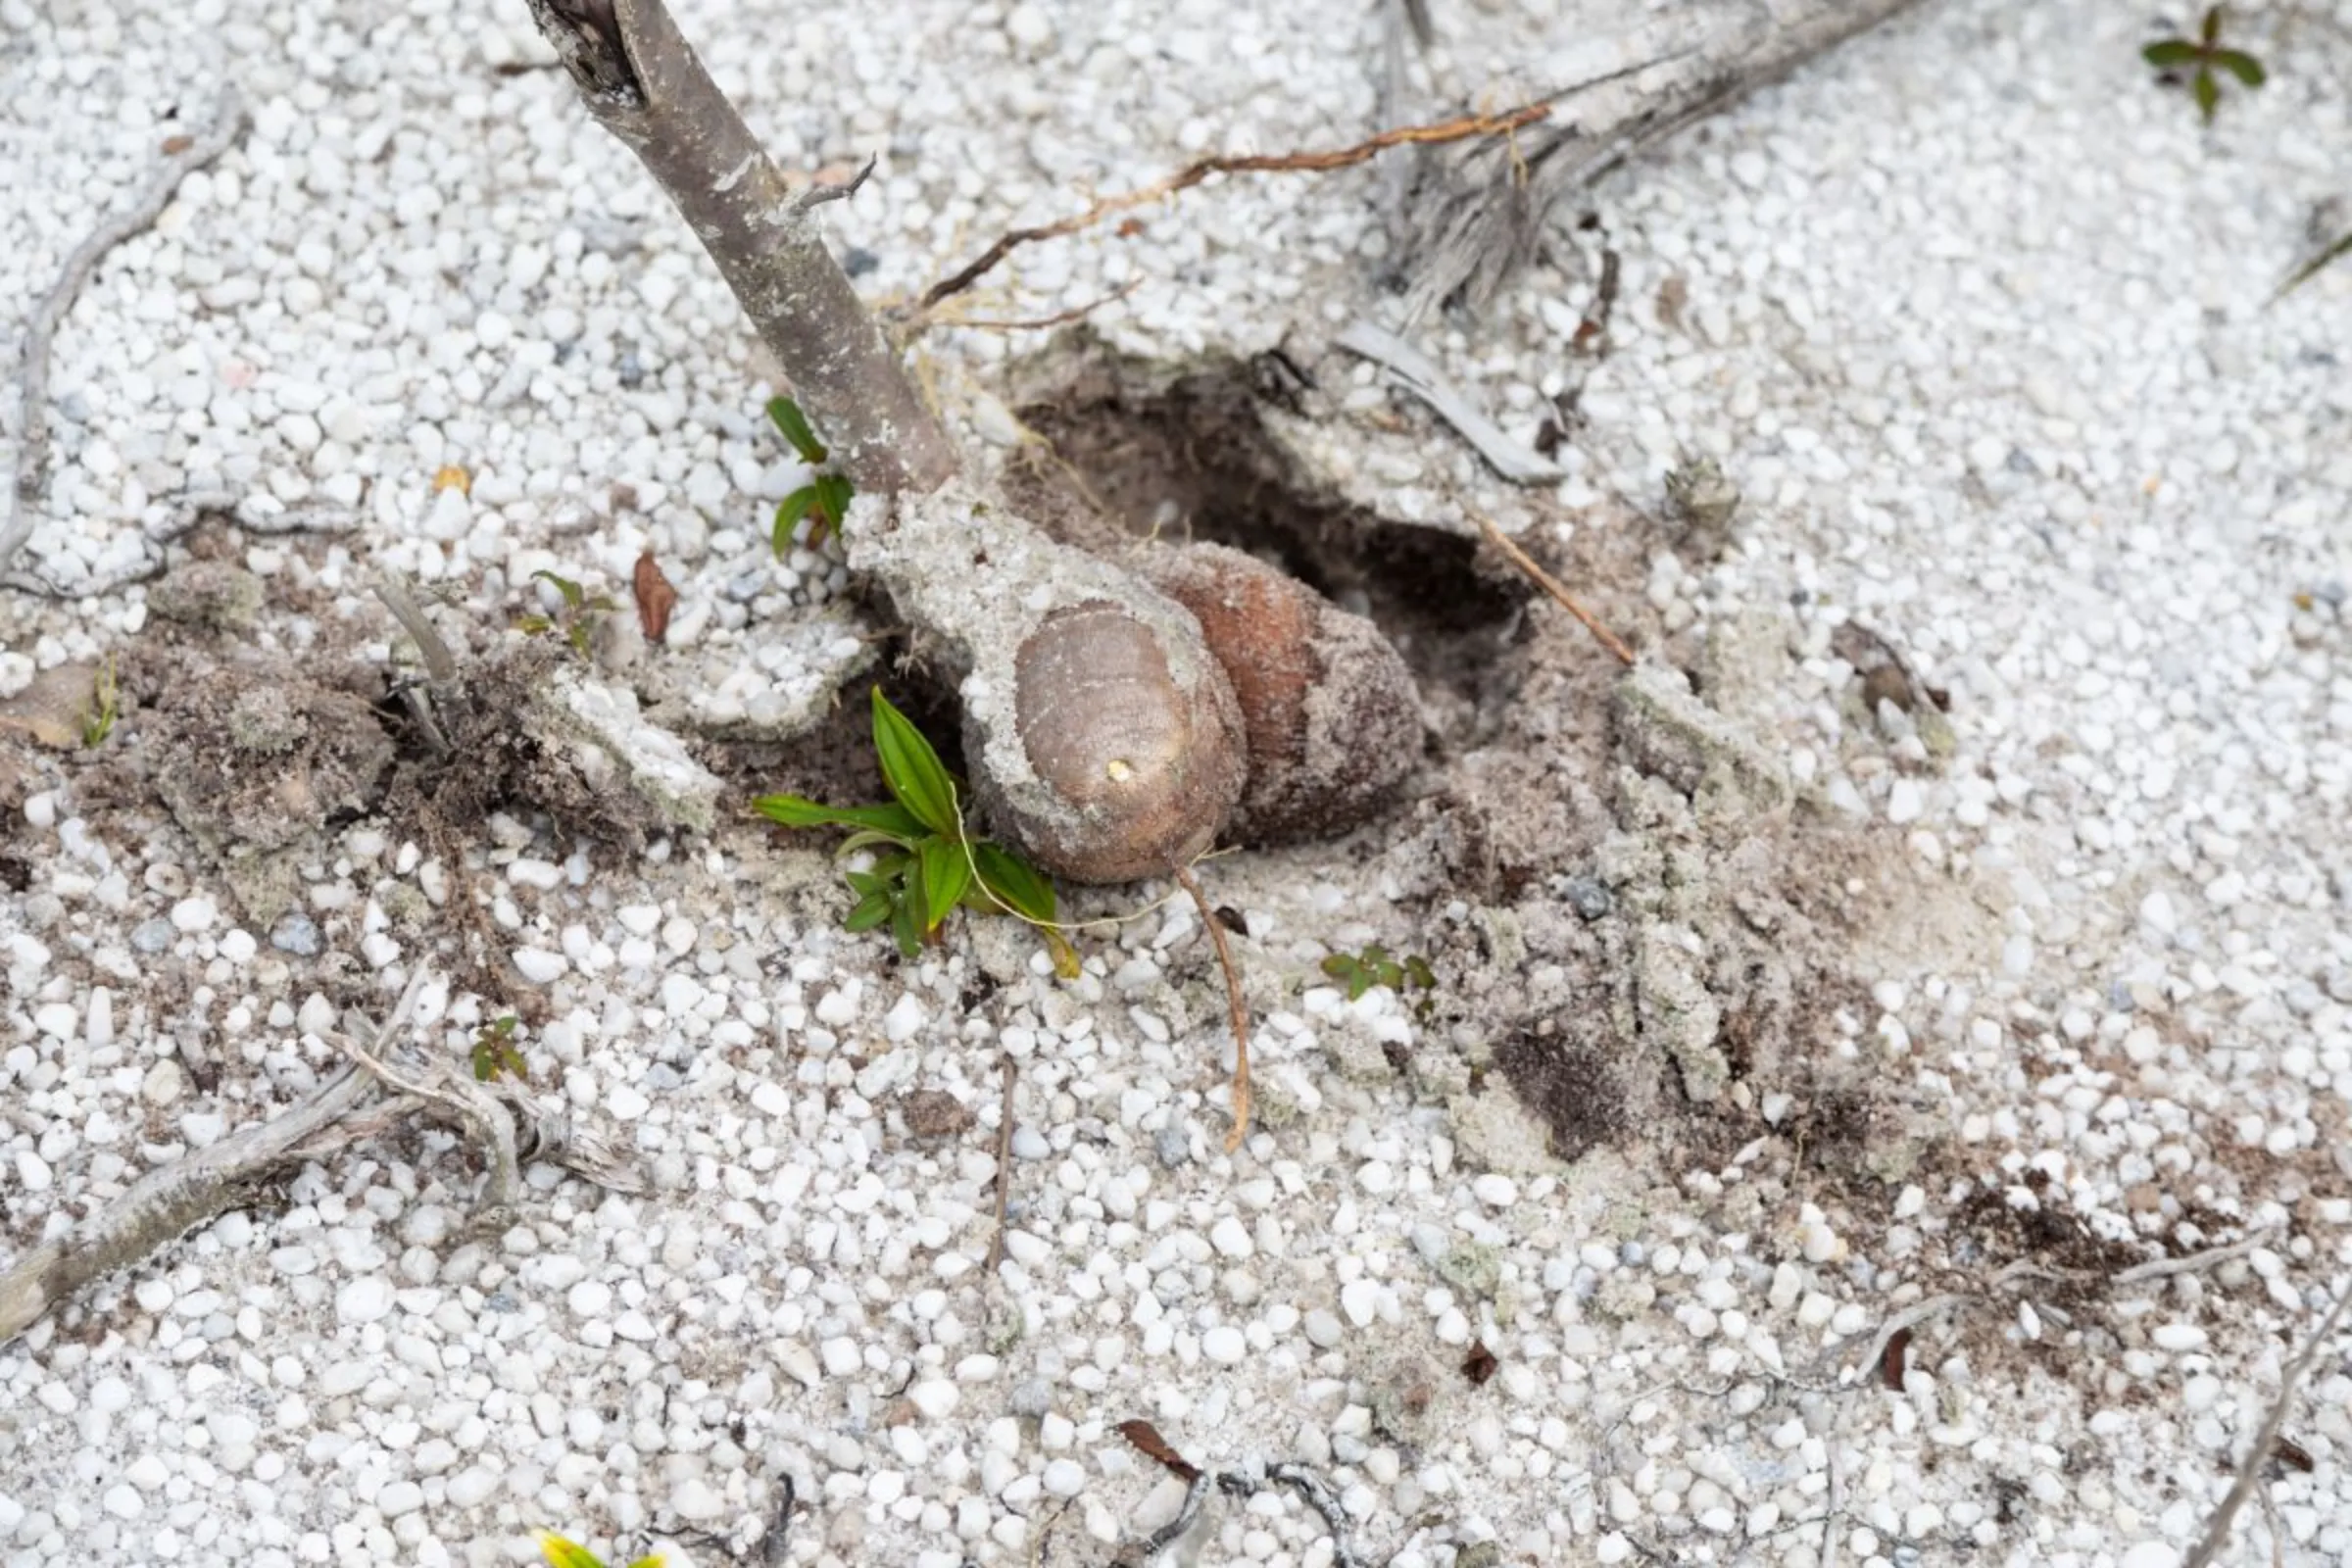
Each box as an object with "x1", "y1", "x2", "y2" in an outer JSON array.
[
  {"x1": 469, "y1": 1014, "x2": 526, "y2": 1083},
  {"x1": 517, "y1": 569, "x2": 615, "y2": 656},
  {"x1": 2143, "y1": 8, "x2": 2265, "y2": 124},
  {"x1": 765, "y1": 396, "x2": 856, "y2": 552},
  {"x1": 539, "y1": 1532, "x2": 662, "y2": 1568},
  {"x1": 1321, "y1": 945, "x2": 1436, "y2": 1004},
  {"x1": 80, "y1": 653, "x2": 120, "y2": 749},
  {"x1": 757, "y1": 687, "x2": 1075, "y2": 972}
]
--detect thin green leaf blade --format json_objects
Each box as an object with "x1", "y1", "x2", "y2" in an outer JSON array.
[
  {"x1": 2212, "y1": 48, "x2": 2264, "y2": 87},
  {"x1": 813, "y1": 473, "x2": 855, "y2": 527},
  {"x1": 869, "y1": 687, "x2": 960, "y2": 837},
  {"x1": 765, "y1": 396, "x2": 828, "y2": 464},
  {"x1": 2141, "y1": 39, "x2": 2200, "y2": 68},
  {"x1": 971, "y1": 843, "x2": 1057, "y2": 924},
  {"x1": 532, "y1": 569, "x2": 587, "y2": 611},
  {"x1": 539, "y1": 1536, "x2": 610, "y2": 1568},
  {"x1": 843, "y1": 888, "x2": 896, "y2": 933},
  {"x1": 2193, "y1": 67, "x2": 2220, "y2": 121},
  {"x1": 2199, "y1": 4, "x2": 2221, "y2": 45},
  {"x1": 890, "y1": 892, "x2": 924, "y2": 958},
  {"x1": 2274, "y1": 228, "x2": 2352, "y2": 301},
  {"x1": 773, "y1": 487, "x2": 819, "y2": 555},
  {"x1": 754, "y1": 794, "x2": 927, "y2": 837},
  {"x1": 918, "y1": 837, "x2": 975, "y2": 931}
]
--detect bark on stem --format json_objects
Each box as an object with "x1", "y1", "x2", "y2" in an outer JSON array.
[{"x1": 523, "y1": 0, "x2": 956, "y2": 495}]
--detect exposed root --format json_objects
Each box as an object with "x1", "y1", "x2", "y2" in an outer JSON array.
[
  {"x1": 1471, "y1": 509, "x2": 1636, "y2": 665},
  {"x1": 1178, "y1": 864, "x2": 1252, "y2": 1150}
]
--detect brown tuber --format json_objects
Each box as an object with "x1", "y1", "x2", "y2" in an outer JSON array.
[
  {"x1": 1139, "y1": 542, "x2": 1422, "y2": 846},
  {"x1": 1004, "y1": 599, "x2": 1248, "y2": 883}
]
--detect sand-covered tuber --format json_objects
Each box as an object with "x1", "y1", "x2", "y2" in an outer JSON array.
[
  {"x1": 847, "y1": 482, "x2": 1247, "y2": 885},
  {"x1": 1139, "y1": 542, "x2": 1422, "y2": 846}
]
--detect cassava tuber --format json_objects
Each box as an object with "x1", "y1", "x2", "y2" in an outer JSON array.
[{"x1": 1138, "y1": 542, "x2": 1421, "y2": 846}]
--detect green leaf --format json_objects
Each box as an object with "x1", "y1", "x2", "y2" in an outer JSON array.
[
  {"x1": 773, "y1": 487, "x2": 819, "y2": 555},
  {"x1": 889, "y1": 891, "x2": 924, "y2": 959},
  {"x1": 971, "y1": 844, "x2": 1058, "y2": 924},
  {"x1": 2199, "y1": 4, "x2": 2221, "y2": 46},
  {"x1": 765, "y1": 396, "x2": 828, "y2": 464},
  {"x1": 837, "y1": 827, "x2": 919, "y2": 858},
  {"x1": 2274, "y1": 228, "x2": 2352, "y2": 301},
  {"x1": 917, "y1": 836, "x2": 976, "y2": 931},
  {"x1": 754, "y1": 794, "x2": 927, "y2": 838},
  {"x1": 531, "y1": 569, "x2": 587, "y2": 611},
  {"x1": 625, "y1": 1558, "x2": 666, "y2": 1568},
  {"x1": 539, "y1": 1536, "x2": 610, "y2": 1568},
  {"x1": 844, "y1": 887, "x2": 896, "y2": 933},
  {"x1": 2141, "y1": 39, "x2": 2200, "y2": 69},
  {"x1": 813, "y1": 473, "x2": 855, "y2": 527},
  {"x1": 2210, "y1": 48, "x2": 2264, "y2": 87},
  {"x1": 869, "y1": 688, "x2": 960, "y2": 838},
  {"x1": 2193, "y1": 67, "x2": 2221, "y2": 121},
  {"x1": 1403, "y1": 956, "x2": 1437, "y2": 991}
]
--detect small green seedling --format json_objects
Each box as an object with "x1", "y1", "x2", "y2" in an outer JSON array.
[
  {"x1": 517, "y1": 569, "x2": 617, "y2": 657},
  {"x1": 756, "y1": 687, "x2": 1077, "y2": 973},
  {"x1": 80, "y1": 653, "x2": 120, "y2": 748},
  {"x1": 469, "y1": 1015, "x2": 527, "y2": 1084},
  {"x1": 765, "y1": 395, "x2": 856, "y2": 552},
  {"x1": 2143, "y1": 8, "x2": 2265, "y2": 124},
  {"x1": 539, "y1": 1532, "x2": 662, "y2": 1568},
  {"x1": 1321, "y1": 945, "x2": 1436, "y2": 1004}
]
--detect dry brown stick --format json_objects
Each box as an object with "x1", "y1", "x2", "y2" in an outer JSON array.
[
  {"x1": 986, "y1": 1054, "x2": 1018, "y2": 1274},
  {"x1": 3, "y1": 83, "x2": 247, "y2": 581},
  {"x1": 920, "y1": 104, "x2": 1552, "y2": 310},
  {"x1": 935, "y1": 281, "x2": 1142, "y2": 333},
  {"x1": 1175, "y1": 866, "x2": 1252, "y2": 1151},
  {"x1": 1470, "y1": 510, "x2": 1637, "y2": 665}
]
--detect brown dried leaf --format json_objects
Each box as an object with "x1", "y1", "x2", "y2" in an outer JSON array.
[
  {"x1": 1461, "y1": 1341, "x2": 1498, "y2": 1386},
  {"x1": 632, "y1": 552, "x2": 678, "y2": 644},
  {"x1": 1115, "y1": 1419, "x2": 1200, "y2": 1481},
  {"x1": 1881, "y1": 1326, "x2": 1912, "y2": 1391}
]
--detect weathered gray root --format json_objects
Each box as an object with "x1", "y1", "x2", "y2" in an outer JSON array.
[
  {"x1": 1398, "y1": 0, "x2": 1929, "y2": 319},
  {"x1": 521, "y1": 0, "x2": 956, "y2": 496},
  {"x1": 0, "y1": 977, "x2": 641, "y2": 1348},
  {"x1": 0, "y1": 1065, "x2": 381, "y2": 1347}
]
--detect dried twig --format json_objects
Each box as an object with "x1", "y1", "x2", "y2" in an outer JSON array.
[
  {"x1": 1333, "y1": 319, "x2": 1565, "y2": 484},
  {"x1": 0, "y1": 966, "x2": 424, "y2": 1347},
  {"x1": 794, "y1": 153, "x2": 875, "y2": 213},
  {"x1": 1112, "y1": 1422, "x2": 1362, "y2": 1568},
  {"x1": 2182, "y1": 1275, "x2": 2352, "y2": 1568},
  {"x1": 921, "y1": 103, "x2": 1551, "y2": 310},
  {"x1": 3, "y1": 84, "x2": 248, "y2": 582},
  {"x1": 1176, "y1": 866, "x2": 1252, "y2": 1151},
  {"x1": 986, "y1": 1054, "x2": 1018, "y2": 1274},
  {"x1": 1469, "y1": 510, "x2": 1636, "y2": 665},
  {"x1": 932, "y1": 281, "x2": 1142, "y2": 333},
  {"x1": 2115, "y1": 1234, "x2": 2265, "y2": 1286}
]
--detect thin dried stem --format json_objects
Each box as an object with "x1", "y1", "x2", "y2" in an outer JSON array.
[
  {"x1": 1471, "y1": 510, "x2": 1637, "y2": 665},
  {"x1": 986, "y1": 1054, "x2": 1018, "y2": 1275},
  {"x1": 3, "y1": 85, "x2": 247, "y2": 583},
  {"x1": 2181, "y1": 1274, "x2": 2352, "y2": 1568},
  {"x1": 921, "y1": 103, "x2": 1552, "y2": 310},
  {"x1": 1176, "y1": 866, "x2": 1252, "y2": 1150}
]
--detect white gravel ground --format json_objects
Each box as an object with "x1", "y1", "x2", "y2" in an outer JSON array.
[{"x1": 5, "y1": 1, "x2": 2352, "y2": 1566}]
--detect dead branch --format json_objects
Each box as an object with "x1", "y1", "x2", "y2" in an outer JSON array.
[
  {"x1": 919, "y1": 103, "x2": 1553, "y2": 311},
  {"x1": 522, "y1": 0, "x2": 956, "y2": 494},
  {"x1": 1398, "y1": 0, "x2": 1929, "y2": 319},
  {"x1": 2, "y1": 84, "x2": 248, "y2": 586},
  {"x1": 1470, "y1": 510, "x2": 1637, "y2": 665},
  {"x1": 0, "y1": 969, "x2": 639, "y2": 1348}
]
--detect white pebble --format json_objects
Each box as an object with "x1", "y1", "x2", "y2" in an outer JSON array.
[{"x1": 335, "y1": 1276, "x2": 395, "y2": 1326}]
